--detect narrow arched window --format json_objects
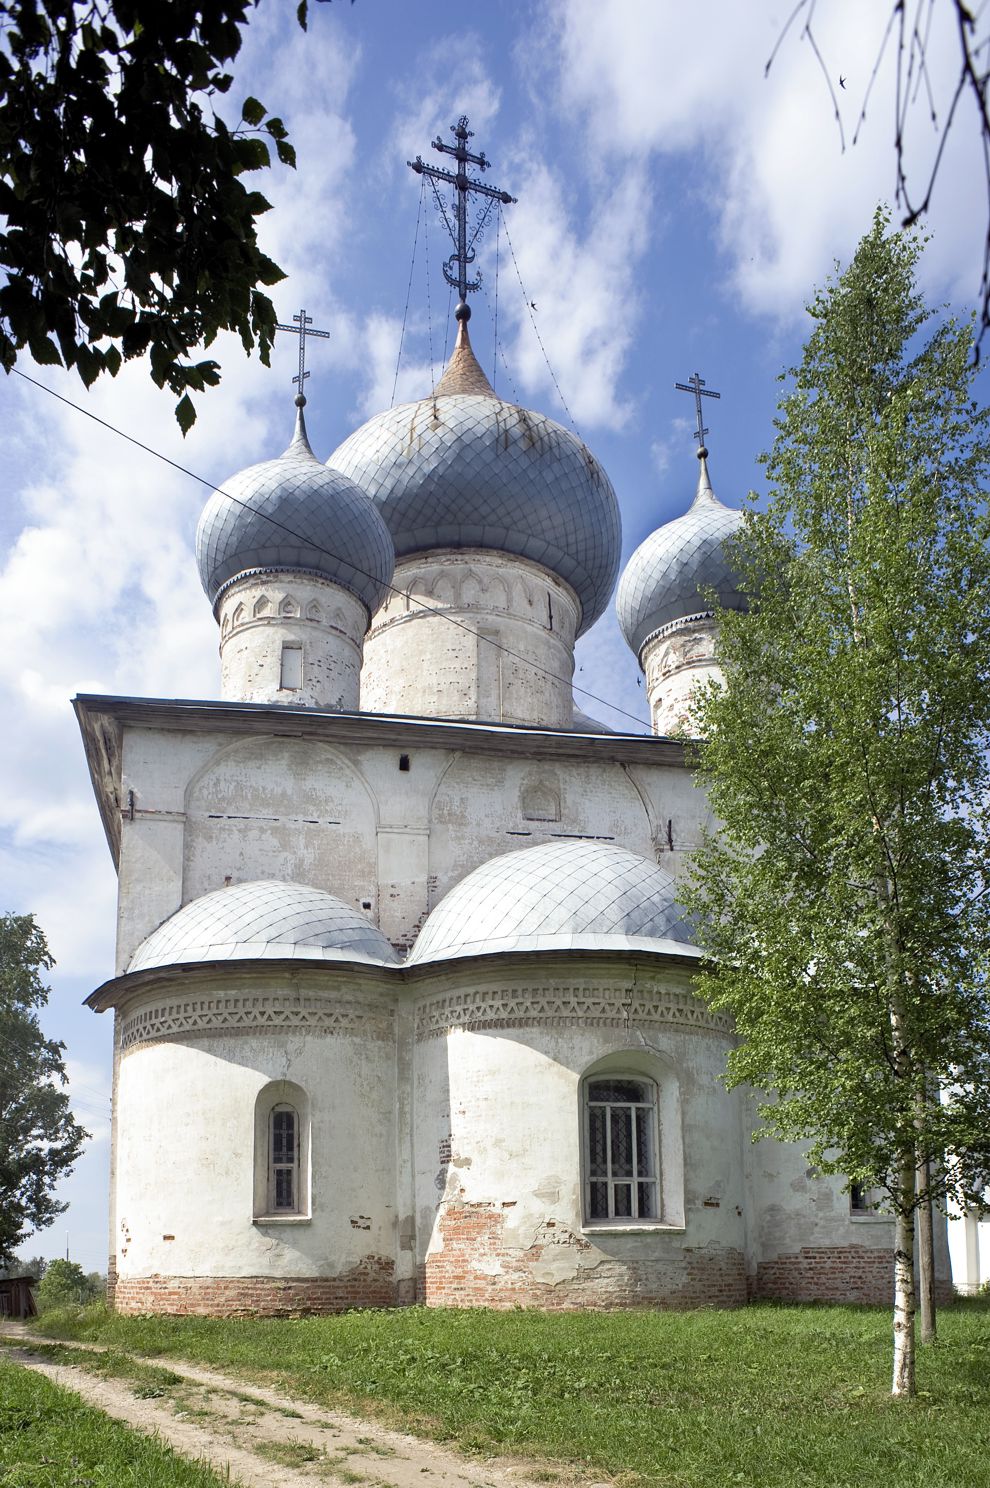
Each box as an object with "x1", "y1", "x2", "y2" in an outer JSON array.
[
  {"x1": 584, "y1": 1076, "x2": 659, "y2": 1222},
  {"x1": 269, "y1": 1103, "x2": 299, "y2": 1212}
]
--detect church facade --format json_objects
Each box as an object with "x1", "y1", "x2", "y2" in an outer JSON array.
[{"x1": 76, "y1": 137, "x2": 949, "y2": 1310}]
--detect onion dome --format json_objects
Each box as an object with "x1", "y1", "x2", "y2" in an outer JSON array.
[
  {"x1": 616, "y1": 450, "x2": 746, "y2": 661},
  {"x1": 407, "y1": 840, "x2": 697, "y2": 965},
  {"x1": 196, "y1": 402, "x2": 395, "y2": 617},
  {"x1": 326, "y1": 315, "x2": 621, "y2": 636},
  {"x1": 128, "y1": 879, "x2": 400, "y2": 972}
]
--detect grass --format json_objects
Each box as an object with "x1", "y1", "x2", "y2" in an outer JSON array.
[
  {"x1": 0, "y1": 1353, "x2": 236, "y2": 1487},
  {"x1": 31, "y1": 1298, "x2": 990, "y2": 1488}
]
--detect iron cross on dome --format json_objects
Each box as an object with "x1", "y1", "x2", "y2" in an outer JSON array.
[
  {"x1": 275, "y1": 308, "x2": 331, "y2": 402},
  {"x1": 675, "y1": 371, "x2": 721, "y2": 453},
  {"x1": 408, "y1": 116, "x2": 516, "y2": 315}
]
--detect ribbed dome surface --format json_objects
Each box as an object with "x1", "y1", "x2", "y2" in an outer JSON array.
[
  {"x1": 326, "y1": 328, "x2": 620, "y2": 635},
  {"x1": 128, "y1": 880, "x2": 400, "y2": 972},
  {"x1": 617, "y1": 457, "x2": 746, "y2": 659},
  {"x1": 196, "y1": 410, "x2": 395, "y2": 615},
  {"x1": 408, "y1": 841, "x2": 696, "y2": 965}
]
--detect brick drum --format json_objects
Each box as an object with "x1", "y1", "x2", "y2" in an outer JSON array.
[
  {"x1": 750, "y1": 1245, "x2": 953, "y2": 1305},
  {"x1": 421, "y1": 1203, "x2": 748, "y2": 1309},
  {"x1": 113, "y1": 1257, "x2": 396, "y2": 1316}
]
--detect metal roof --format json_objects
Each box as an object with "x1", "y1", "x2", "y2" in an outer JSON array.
[
  {"x1": 128, "y1": 879, "x2": 400, "y2": 972},
  {"x1": 617, "y1": 455, "x2": 747, "y2": 659},
  {"x1": 327, "y1": 366, "x2": 621, "y2": 636},
  {"x1": 196, "y1": 407, "x2": 395, "y2": 615},
  {"x1": 408, "y1": 840, "x2": 697, "y2": 965}
]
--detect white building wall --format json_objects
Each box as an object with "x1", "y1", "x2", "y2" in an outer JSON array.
[
  {"x1": 113, "y1": 995, "x2": 396, "y2": 1283},
  {"x1": 218, "y1": 574, "x2": 367, "y2": 711},
  {"x1": 112, "y1": 723, "x2": 712, "y2": 967},
  {"x1": 361, "y1": 551, "x2": 579, "y2": 726}
]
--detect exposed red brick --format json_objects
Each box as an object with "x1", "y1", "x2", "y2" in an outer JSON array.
[
  {"x1": 421, "y1": 1203, "x2": 748, "y2": 1309},
  {"x1": 749, "y1": 1246, "x2": 953, "y2": 1305},
  {"x1": 114, "y1": 1257, "x2": 395, "y2": 1317}
]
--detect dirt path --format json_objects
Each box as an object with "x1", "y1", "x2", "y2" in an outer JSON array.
[{"x1": 3, "y1": 1328, "x2": 606, "y2": 1488}]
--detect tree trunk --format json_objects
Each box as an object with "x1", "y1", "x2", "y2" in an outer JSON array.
[
  {"x1": 917, "y1": 1151, "x2": 937, "y2": 1344},
  {"x1": 892, "y1": 1155, "x2": 917, "y2": 1397}
]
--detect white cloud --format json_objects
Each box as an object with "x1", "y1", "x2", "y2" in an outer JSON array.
[
  {"x1": 546, "y1": 0, "x2": 984, "y2": 319},
  {"x1": 492, "y1": 153, "x2": 645, "y2": 430}
]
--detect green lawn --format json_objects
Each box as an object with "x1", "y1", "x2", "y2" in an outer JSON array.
[
  {"x1": 34, "y1": 1300, "x2": 990, "y2": 1488},
  {"x1": 0, "y1": 1353, "x2": 235, "y2": 1487}
]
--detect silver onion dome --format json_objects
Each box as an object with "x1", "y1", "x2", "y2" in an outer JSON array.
[
  {"x1": 326, "y1": 322, "x2": 621, "y2": 636},
  {"x1": 407, "y1": 839, "x2": 697, "y2": 965},
  {"x1": 616, "y1": 451, "x2": 747, "y2": 661},
  {"x1": 196, "y1": 404, "x2": 395, "y2": 616},
  {"x1": 128, "y1": 879, "x2": 400, "y2": 972}
]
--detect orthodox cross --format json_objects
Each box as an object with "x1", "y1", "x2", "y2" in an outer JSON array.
[
  {"x1": 675, "y1": 371, "x2": 721, "y2": 452},
  {"x1": 408, "y1": 116, "x2": 516, "y2": 311},
  {"x1": 275, "y1": 308, "x2": 330, "y2": 400}
]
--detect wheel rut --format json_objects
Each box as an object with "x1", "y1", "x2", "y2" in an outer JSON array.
[{"x1": 1, "y1": 1327, "x2": 599, "y2": 1488}]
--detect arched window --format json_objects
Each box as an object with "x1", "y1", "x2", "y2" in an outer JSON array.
[
  {"x1": 253, "y1": 1082, "x2": 310, "y2": 1222},
  {"x1": 584, "y1": 1075, "x2": 660, "y2": 1223},
  {"x1": 269, "y1": 1104, "x2": 299, "y2": 1212}
]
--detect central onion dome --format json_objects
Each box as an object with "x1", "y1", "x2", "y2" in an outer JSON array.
[
  {"x1": 128, "y1": 880, "x2": 400, "y2": 971},
  {"x1": 326, "y1": 317, "x2": 621, "y2": 635},
  {"x1": 617, "y1": 450, "x2": 747, "y2": 660},
  {"x1": 196, "y1": 404, "x2": 395, "y2": 617},
  {"x1": 408, "y1": 840, "x2": 697, "y2": 965}
]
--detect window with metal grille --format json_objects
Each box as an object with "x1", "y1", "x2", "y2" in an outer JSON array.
[
  {"x1": 584, "y1": 1076, "x2": 660, "y2": 1222},
  {"x1": 269, "y1": 1104, "x2": 298, "y2": 1212}
]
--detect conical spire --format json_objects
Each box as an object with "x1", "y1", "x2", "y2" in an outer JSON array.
[
  {"x1": 691, "y1": 444, "x2": 720, "y2": 506},
  {"x1": 281, "y1": 395, "x2": 318, "y2": 460},
  {"x1": 435, "y1": 310, "x2": 497, "y2": 399}
]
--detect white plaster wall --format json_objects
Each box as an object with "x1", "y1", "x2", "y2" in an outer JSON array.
[
  {"x1": 946, "y1": 1206, "x2": 990, "y2": 1292},
  {"x1": 217, "y1": 574, "x2": 366, "y2": 710},
  {"x1": 361, "y1": 551, "x2": 578, "y2": 726},
  {"x1": 741, "y1": 1124, "x2": 948, "y2": 1266},
  {"x1": 427, "y1": 754, "x2": 659, "y2": 909},
  {"x1": 642, "y1": 618, "x2": 723, "y2": 738},
  {"x1": 114, "y1": 1023, "x2": 396, "y2": 1280},
  {"x1": 413, "y1": 995, "x2": 744, "y2": 1287},
  {"x1": 182, "y1": 736, "x2": 380, "y2": 912},
  {"x1": 113, "y1": 723, "x2": 713, "y2": 964}
]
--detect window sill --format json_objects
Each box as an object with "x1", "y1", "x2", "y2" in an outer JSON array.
[
  {"x1": 849, "y1": 1213, "x2": 894, "y2": 1224},
  {"x1": 581, "y1": 1222, "x2": 686, "y2": 1235},
  {"x1": 253, "y1": 1214, "x2": 312, "y2": 1226}
]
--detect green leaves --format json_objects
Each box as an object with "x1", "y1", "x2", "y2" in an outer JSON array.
[
  {"x1": 0, "y1": 913, "x2": 87, "y2": 1268},
  {"x1": 0, "y1": 0, "x2": 304, "y2": 431},
  {"x1": 686, "y1": 211, "x2": 990, "y2": 1221},
  {"x1": 240, "y1": 95, "x2": 266, "y2": 127}
]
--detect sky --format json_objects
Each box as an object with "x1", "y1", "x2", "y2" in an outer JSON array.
[{"x1": 3, "y1": 0, "x2": 986, "y2": 1273}]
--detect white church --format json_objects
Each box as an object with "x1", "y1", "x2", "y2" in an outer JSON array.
[{"x1": 75, "y1": 121, "x2": 957, "y2": 1315}]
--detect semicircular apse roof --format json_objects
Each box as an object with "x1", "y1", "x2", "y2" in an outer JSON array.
[
  {"x1": 617, "y1": 455, "x2": 747, "y2": 660},
  {"x1": 196, "y1": 408, "x2": 395, "y2": 616},
  {"x1": 326, "y1": 324, "x2": 621, "y2": 635},
  {"x1": 128, "y1": 880, "x2": 400, "y2": 972},
  {"x1": 407, "y1": 840, "x2": 697, "y2": 965}
]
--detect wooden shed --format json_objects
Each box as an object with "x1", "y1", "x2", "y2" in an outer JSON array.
[{"x1": 0, "y1": 1276, "x2": 38, "y2": 1319}]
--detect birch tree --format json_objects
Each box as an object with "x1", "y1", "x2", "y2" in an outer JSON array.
[{"x1": 685, "y1": 212, "x2": 990, "y2": 1398}]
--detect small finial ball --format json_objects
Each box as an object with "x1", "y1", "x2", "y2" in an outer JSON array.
[
  {"x1": 696, "y1": 445, "x2": 708, "y2": 460},
  {"x1": 295, "y1": 393, "x2": 307, "y2": 408},
  {"x1": 454, "y1": 300, "x2": 472, "y2": 323}
]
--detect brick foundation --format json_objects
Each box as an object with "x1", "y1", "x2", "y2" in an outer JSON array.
[
  {"x1": 749, "y1": 1245, "x2": 953, "y2": 1305},
  {"x1": 113, "y1": 1257, "x2": 396, "y2": 1316},
  {"x1": 421, "y1": 1203, "x2": 748, "y2": 1309},
  {"x1": 106, "y1": 1256, "x2": 117, "y2": 1309}
]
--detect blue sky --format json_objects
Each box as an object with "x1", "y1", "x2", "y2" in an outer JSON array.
[{"x1": 3, "y1": 0, "x2": 984, "y2": 1272}]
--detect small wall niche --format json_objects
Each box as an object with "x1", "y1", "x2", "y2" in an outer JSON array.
[
  {"x1": 280, "y1": 643, "x2": 303, "y2": 690},
  {"x1": 520, "y1": 780, "x2": 561, "y2": 823}
]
